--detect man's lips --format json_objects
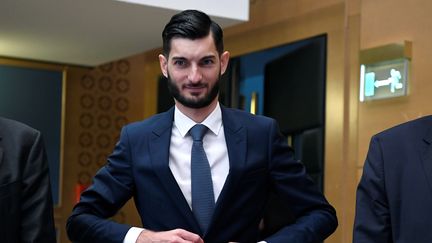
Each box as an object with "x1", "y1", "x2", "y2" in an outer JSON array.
[{"x1": 184, "y1": 85, "x2": 206, "y2": 93}]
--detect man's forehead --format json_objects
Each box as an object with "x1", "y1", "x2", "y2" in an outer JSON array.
[{"x1": 168, "y1": 35, "x2": 218, "y2": 59}]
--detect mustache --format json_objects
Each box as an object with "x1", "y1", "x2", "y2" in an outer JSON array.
[{"x1": 184, "y1": 83, "x2": 207, "y2": 88}]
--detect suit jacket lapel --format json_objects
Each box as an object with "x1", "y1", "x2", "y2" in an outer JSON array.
[
  {"x1": 148, "y1": 108, "x2": 200, "y2": 232},
  {"x1": 0, "y1": 136, "x2": 3, "y2": 167},
  {"x1": 210, "y1": 107, "x2": 247, "y2": 228},
  {"x1": 0, "y1": 147, "x2": 3, "y2": 167},
  {"x1": 421, "y1": 124, "x2": 432, "y2": 195}
]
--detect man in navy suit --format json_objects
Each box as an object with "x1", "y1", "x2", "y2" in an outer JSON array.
[
  {"x1": 354, "y1": 116, "x2": 432, "y2": 243},
  {"x1": 0, "y1": 117, "x2": 56, "y2": 243},
  {"x1": 67, "y1": 9, "x2": 337, "y2": 243}
]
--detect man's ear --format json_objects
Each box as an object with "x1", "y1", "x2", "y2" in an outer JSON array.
[
  {"x1": 220, "y1": 51, "x2": 230, "y2": 75},
  {"x1": 159, "y1": 54, "x2": 168, "y2": 77}
]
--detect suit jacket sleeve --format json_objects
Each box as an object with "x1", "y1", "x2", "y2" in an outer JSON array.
[
  {"x1": 67, "y1": 127, "x2": 135, "y2": 243},
  {"x1": 21, "y1": 129, "x2": 57, "y2": 242},
  {"x1": 264, "y1": 120, "x2": 338, "y2": 243},
  {"x1": 353, "y1": 135, "x2": 392, "y2": 242}
]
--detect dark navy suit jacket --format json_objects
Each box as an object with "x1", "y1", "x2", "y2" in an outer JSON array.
[
  {"x1": 354, "y1": 115, "x2": 432, "y2": 243},
  {"x1": 67, "y1": 106, "x2": 337, "y2": 243},
  {"x1": 0, "y1": 117, "x2": 56, "y2": 243}
]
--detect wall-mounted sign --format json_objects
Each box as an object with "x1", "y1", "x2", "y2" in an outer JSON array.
[
  {"x1": 359, "y1": 41, "x2": 412, "y2": 102},
  {"x1": 360, "y1": 58, "x2": 409, "y2": 102}
]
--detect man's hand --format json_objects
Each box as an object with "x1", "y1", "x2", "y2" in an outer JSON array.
[{"x1": 136, "y1": 229, "x2": 204, "y2": 243}]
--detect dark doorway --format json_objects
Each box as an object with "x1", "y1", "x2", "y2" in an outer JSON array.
[
  {"x1": 228, "y1": 34, "x2": 327, "y2": 190},
  {"x1": 226, "y1": 34, "x2": 327, "y2": 239},
  {"x1": 263, "y1": 35, "x2": 326, "y2": 190}
]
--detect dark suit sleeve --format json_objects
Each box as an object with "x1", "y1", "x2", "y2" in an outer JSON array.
[
  {"x1": 21, "y1": 130, "x2": 57, "y2": 243},
  {"x1": 353, "y1": 135, "x2": 392, "y2": 242},
  {"x1": 264, "y1": 120, "x2": 338, "y2": 243},
  {"x1": 66, "y1": 127, "x2": 135, "y2": 243}
]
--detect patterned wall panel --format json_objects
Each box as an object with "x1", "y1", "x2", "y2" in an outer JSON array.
[{"x1": 76, "y1": 59, "x2": 131, "y2": 221}]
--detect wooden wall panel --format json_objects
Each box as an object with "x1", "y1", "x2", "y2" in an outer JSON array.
[
  {"x1": 60, "y1": 54, "x2": 157, "y2": 242},
  {"x1": 358, "y1": 0, "x2": 432, "y2": 169}
]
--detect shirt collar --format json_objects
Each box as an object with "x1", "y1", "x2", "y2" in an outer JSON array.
[{"x1": 174, "y1": 103, "x2": 222, "y2": 137}]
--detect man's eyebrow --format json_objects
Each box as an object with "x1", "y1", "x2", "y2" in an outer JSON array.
[
  {"x1": 171, "y1": 56, "x2": 187, "y2": 60},
  {"x1": 201, "y1": 55, "x2": 216, "y2": 59},
  {"x1": 170, "y1": 55, "x2": 216, "y2": 62}
]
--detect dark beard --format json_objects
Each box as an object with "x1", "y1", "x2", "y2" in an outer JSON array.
[{"x1": 167, "y1": 74, "x2": 220, "y2": 109}]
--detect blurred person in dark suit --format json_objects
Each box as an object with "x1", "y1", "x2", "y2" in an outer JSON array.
[
  {"x1": 354, "y1": 115, "x2": 432, "y2": 243},
  {"x1": 0, "y1": 117, "x2": 56, "y2": 243}
]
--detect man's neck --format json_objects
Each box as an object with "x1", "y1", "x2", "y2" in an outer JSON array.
[{"x1": 175, "y1": 99, "x2": 218, "y2": 123}]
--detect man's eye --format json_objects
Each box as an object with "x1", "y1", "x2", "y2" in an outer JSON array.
[
  {"x1": 202, "y1": 59, "x2": 214, "y2": 65},
  {"x1": 174, "y1": 60, "x2": 185, "y2": 66}
]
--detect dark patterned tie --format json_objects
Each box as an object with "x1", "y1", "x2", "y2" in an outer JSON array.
[{"x1": 190, "y1": 124, "x2": 215, "y2": 232}]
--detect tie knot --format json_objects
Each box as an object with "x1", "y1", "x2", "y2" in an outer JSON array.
[{"x1": 190, "y1": 124, "x2": 208, "y2": 141}]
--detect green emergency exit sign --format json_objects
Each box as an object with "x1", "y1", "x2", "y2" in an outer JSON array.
[{"x1": 360, "y1": 58, "x2": 409, "y2": 102}]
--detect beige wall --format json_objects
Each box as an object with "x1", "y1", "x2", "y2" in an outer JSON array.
[
  {"x1": 358, "y1": 0, "x2": 432, "y2": 176},
  {"x1": 58, "y1": 49, "x2": 164, "y2": 242}
]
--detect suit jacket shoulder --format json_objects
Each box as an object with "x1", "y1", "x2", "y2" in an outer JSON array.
[
  {"x1": 220, "y1": 106, "x2": 276, "y2": 130},
  {"x1": 0, "y1": 117, "x2": 40, "y2": 145},
  {"x1": 123, "y1": 107, "x2": 175, "y2": 139},
  {"x1": 374, "y1": 115, "x2": 432, "y2": 143}
]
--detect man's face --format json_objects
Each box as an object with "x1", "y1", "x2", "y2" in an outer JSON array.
[{"x1": 159, "y1": 34, "x2": 229, "y2": 109}]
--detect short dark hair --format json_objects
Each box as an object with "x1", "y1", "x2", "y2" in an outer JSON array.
[{"x1": 162, "y1": 9, "x2": 224, "y2": 56}]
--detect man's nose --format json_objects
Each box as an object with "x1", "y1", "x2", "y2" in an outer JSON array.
[{"x1": 188, "y1": 65, "x2": 202, "y2": 82}]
